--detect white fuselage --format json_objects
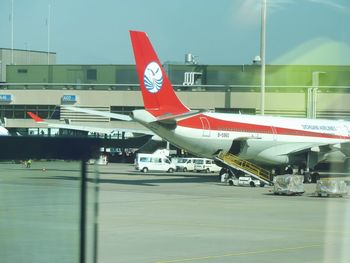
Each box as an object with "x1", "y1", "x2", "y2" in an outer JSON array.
[{"x1": 134, "y1": 110, "x2": 350, "y2": 166}]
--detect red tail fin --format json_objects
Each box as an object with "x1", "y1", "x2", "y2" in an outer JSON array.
[
  {"x1": 130, "y1": 31, "x2": 189, "y2": 117},
  {"x1": 27, "y1": 112, "x2": 44, "y2": 122}
]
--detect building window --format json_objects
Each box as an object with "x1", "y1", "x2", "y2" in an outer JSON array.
[
  {"x1": 87, "y1": 69, "x2": 97, "y2": 81},
  {"x1": 17, "y1": 69, "x2": 28, "y2": 74},
  {"x1": 0, "y1": 105, "x2": 60, "y2": 120}
]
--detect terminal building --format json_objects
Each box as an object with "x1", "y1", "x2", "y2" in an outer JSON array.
[{"x1": 0, "y1": 49, "x2": 350, "y2": 138}]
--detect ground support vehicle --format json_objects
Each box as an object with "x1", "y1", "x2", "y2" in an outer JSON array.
[
  {"x1": 175, "y1": 157, "x2": 201, "y2": 172},
  {"x1": 135, "y1": 153, "x2": 175, "y2": 173},
  {"x1": 273, "y1": 174, "x2": 305, "y2": 195},
  {"x1": 222, "y1": 174, "x2": 262, "y2": 187},
  {"x1": 315, "y1": 179, "x2": 348, "y2": 197},
  {"x1": 194, "y1": 158, "x2": 221, "y2": 173}
]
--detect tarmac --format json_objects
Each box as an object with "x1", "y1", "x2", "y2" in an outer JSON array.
[{"x1": 1, "y1": 161, "x2": 350, "y2": 263}]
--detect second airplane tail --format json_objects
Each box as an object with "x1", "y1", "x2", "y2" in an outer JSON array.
[{"x1": 130, "y1": 31, "x2": 189, "y2": 117}]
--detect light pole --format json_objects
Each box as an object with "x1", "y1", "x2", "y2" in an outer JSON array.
[
  {"x1": 11, "y1": 0, "x2": 14, "y2": 65},
  {"x1": 260, "y1": 0, "x2": 267, "y2": 115},
  {"x1": 47, "y1": 4, "x2": 51, "y2": 65},
  {"x1": 25, "y1": 42, "x2": 29, "y2": 64}
]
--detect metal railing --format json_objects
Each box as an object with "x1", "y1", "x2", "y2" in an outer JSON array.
[{"x1": 217, "y1": 151, "x2": 271, "y2": 183}]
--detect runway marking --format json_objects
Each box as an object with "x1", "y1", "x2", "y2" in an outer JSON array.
[
  {"x1": 139, "y1": 220, "x2": 348, "y2": 235},
  {"x1": 154, "y1": 244, "x2": 322, "y2": 263}
]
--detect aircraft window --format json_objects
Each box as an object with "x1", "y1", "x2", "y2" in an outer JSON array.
[
  {"x1": 115, "y1": 68, "x2": 138, "y2": 84},
  {"x1": 0, "y1": 104, "x2": 60, "y2": 120},
  {"x1": 14, "y1": 110, "x2": 25, "y2": 119}
]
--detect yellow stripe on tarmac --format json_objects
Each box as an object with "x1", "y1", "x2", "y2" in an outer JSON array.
[{"x1": 154, "y1": 244, "x2": 322, "y2": 263}]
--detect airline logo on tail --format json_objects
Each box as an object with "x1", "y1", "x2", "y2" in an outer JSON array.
[
  {"x1": 144, "y1": 62, "x2": 163, "y2": 93},
  {"x1": 130, "y1": 30, "x2": 189, "y2": 116}
]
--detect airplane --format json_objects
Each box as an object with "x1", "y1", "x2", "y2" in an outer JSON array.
[
  {"x1": 56, "y1": 31, "x2": 350, "y2": 182},
  {"x1": 26, "y1": 111, "x2": 162, "y2": 152},
  {"x1": 0, "y1": 126, "x2": 9, "y2": 136},
  {"x1": 0, "y1": 118, "x2": 10, "y2": 136}
]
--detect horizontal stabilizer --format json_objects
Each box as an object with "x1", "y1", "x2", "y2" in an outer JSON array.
[{"x1": 63, "y1": 106, "x2": 133, "y2": 121}]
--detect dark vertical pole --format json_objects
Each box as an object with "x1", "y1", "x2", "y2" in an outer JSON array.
[
  {"x1": 93, "y1": 164, "x2": 100, "y2": 263},
  {"x1": 224, "y1": 88, "x2": 231, "y2": 109},
  {"x1": 80, "y1": 160, "x2": 87, "y2": 263}
]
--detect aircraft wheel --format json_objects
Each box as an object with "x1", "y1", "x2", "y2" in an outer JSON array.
[
  {"x1": 311, "y1": 172, "x2": 320, "y2": 183},
  {"x1": 303, "y1": 173, "x2": 312, "y2": 183}
]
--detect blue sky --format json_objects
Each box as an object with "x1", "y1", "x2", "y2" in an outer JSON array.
[{"x1": 0, "y1": 0, "x2": 349, "y2": 65}]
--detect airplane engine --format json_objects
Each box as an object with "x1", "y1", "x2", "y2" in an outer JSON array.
[{"x1": 340, "y1": 143, "x2": 350, "y2": 157}]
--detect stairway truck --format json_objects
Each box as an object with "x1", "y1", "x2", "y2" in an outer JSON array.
[
  {"x1": 216, "y1": 151, "x2": 273, "y2": 186},
  {"x1": 273, "y1": 174, "x2": 305, "y2": 195}
]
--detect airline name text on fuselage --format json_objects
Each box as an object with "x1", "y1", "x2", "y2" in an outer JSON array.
[{"x1": 301, "y1": 124, "x2": 337, "y2": 132}]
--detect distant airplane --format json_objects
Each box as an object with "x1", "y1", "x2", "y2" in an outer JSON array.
[
  {"x1": 0, "y1": 118, "x2": 9, "y2": 136},
  {"x1": 60, "y1": 31, "x2": 350, "y2": 182},
  {"x1": 27, "y1": 111, "x2": 154, "y2": 138},
  {"x1": 0, "y1": 126, "x2": 9, "y2": 136}
]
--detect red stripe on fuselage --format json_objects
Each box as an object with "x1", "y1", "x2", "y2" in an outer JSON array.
[{"x1": 177, "y1": 114, "x2": 349, "y2": 140}]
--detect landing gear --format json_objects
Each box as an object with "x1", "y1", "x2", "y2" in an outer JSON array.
[
  {"x1": 303, "y1": 172, "x2": 312, "y2": 183},
  {"x1": 303, "y1": 171, "x2": 319, "y2": 183},
  {"x1": 285, "y1": 166, "x2": 293, "y2": 174},
  {"x1": 345, "y1": 158, "x2": 350, "y2": 172},
  {"x1": 311, "y1": 172, "x2": 320, "y2": 183}
]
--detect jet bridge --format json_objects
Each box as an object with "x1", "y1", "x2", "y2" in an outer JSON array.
[{"x1": 216, "y1": 151, "x2": 273, "y2": 185}]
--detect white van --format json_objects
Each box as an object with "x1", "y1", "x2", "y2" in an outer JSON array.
[
  {"x1": 135, "y1": 153, "x2": 175, "y2": 173},
  {"x1": 175, "y1": 157, "x2": 201, "y2": 172},
  {"x1": 194, "y1": 158, "x2": 221, "y2": 173}
]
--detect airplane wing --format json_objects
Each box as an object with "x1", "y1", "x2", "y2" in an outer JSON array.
[
  {"x1": 62, "y1": 106, "x2": 206, "y2": 131},
  {"x1": 27, "y1": 112, "x2": 154, "y2": 137},
  {"x1": 247, "y1": 139, "x2": 347, "y2": 167},
  {"x1": 62, "y1": 106, "x2": 133, "y2": 121}
]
